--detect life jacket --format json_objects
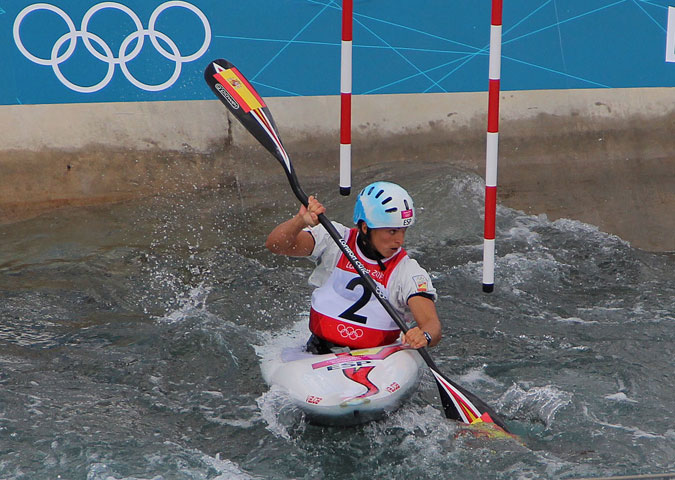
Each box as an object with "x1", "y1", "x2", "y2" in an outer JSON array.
[{"x1": 309, "y1": 228, "x2": 407, "y2": 348}]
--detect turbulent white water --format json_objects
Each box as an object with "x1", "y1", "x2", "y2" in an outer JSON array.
[{"x1": 0, "y1": 162, "x2": 673, "y2": 479}]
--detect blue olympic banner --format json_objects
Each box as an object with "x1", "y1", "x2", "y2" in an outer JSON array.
[{"x1": 1, "y1": 0, "x2": 674, "y2": 105}]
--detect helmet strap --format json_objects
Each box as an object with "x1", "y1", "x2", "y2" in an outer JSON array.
[{"x1": 356, "y1": 224, "x2": 387, "y2": 271}]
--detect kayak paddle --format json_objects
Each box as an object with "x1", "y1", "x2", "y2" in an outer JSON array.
[{"x1": 204, "y1": 58, "x2": 510, "y2": 433}]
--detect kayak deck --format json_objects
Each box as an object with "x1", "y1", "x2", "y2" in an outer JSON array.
[{"x1": 265, "y1": 343, "x2": 424, "y2": 426}]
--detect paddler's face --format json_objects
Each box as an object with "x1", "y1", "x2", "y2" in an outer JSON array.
[{"x1": 363, "y1": 225, "x2": 407, "y2": 258}]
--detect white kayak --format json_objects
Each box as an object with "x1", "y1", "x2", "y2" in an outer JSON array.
[{"x1": 263, "y1": 342, "x2": 425, "y2": 426}]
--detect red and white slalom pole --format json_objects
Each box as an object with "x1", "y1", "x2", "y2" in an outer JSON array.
[
  {"x1": 339, "y1": 0, "x2": 353, "y2": 196},
  {"x1": 483, "y1": 0, "x2": 502, "y2": 293}
]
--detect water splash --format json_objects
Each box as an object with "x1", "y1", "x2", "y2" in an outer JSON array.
[
  {"x1": 157, "y1": 282, "x2": 211, "y2": 324},
  {"x1": 499, "y1": 384, "x2": 573, "y2": 429}
]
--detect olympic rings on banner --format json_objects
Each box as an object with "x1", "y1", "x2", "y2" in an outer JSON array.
[
  {"x1": 337, "y1": 324, "x2": 364, "y2": 341},
  {"x1": 13, "y1": 1, "x2": 211, "y2": 93}
]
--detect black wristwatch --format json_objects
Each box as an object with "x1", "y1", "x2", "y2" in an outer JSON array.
[{"x1": 423, "y1": 331, "x2": 432, "y2": 345}]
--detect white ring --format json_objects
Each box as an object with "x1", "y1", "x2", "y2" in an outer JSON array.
[
  {"x1": 14, "y1": 4, "x2": 77, "y2": 66},
  {"x1": 51, "y1": 31, "x2": 116, "y2": 93},
  {"x1": 80, "y1": 2, "x2": 145, "y2": 64},
  {"x1": 148, "y1": 1, "x2": 211, "y2": 63},
  {"x1": 119, "y1": 29, "x2": 182, "y2": 92}
]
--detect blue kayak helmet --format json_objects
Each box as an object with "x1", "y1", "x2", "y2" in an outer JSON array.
[{"x1": 353, "y1": 181, "x2": 415, "y2": 228}]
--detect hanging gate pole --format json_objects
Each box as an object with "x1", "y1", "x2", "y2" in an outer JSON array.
[
  {"x1": 339, "y1": 0, "x2": 353, "y2": 196},
  {"x1": 483, "y1": 0, "x2": 503, "y2": 293}
]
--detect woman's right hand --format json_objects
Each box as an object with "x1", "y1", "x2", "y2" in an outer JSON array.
[{"x1": 299, "y1": 196, "x2": 325, "y2": 227}]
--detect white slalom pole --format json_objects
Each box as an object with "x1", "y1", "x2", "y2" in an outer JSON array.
[
  {"x1": 667, "y1": 7, "x2": 675, "y2": 62},
  {"x1": 483, "y1": 0, "x2": 502, "y2": 293},
  {"x1": 339, "y1": 0, "x2": 353, "y2": 196}
]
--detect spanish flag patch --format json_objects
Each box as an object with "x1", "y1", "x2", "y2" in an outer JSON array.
[{"x1": 413, "y1": 275, "x2": 428, "y2": 292}]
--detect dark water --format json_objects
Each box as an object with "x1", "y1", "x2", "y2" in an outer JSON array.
[{"x1": 0, "y1": 162, "x2": 673, "y2": 479}]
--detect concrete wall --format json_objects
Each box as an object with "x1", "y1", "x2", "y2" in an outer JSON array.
[{"x1": 1, "y1": 87, "x2": 673, "y2": 251}]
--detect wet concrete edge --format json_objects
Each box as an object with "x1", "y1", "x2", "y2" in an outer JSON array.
[{"x1": 0, "y1": 89, "x2": 673, "y2": 252}]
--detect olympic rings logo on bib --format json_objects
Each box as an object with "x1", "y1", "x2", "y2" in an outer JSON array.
[
  {"x1": 337, "y1": 324, "x2": 363, "y2": 340},
  {"x1": 13, "y1": 1, "x2": 211, "y2": 93}
]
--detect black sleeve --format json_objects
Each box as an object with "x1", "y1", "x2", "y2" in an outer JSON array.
[{"x1": 406, "y1": 292, "x2": 436, "y2": 303}]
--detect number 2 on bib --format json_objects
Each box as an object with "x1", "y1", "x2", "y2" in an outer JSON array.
[{"x1": 339, "y1": 277, "x2": 371, "y2": 324}]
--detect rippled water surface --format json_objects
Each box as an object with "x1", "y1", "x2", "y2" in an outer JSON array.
[{"x1": 0, "y1": 162, "x2": 673, "y2": 479}]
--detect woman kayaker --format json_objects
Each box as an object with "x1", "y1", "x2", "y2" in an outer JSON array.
[{"x1": 266, "y1": 181, "x2": 442, "y2": 354}]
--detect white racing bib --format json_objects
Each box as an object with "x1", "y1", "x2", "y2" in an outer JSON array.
[{"x1": 309, "y1": 228, "x2": 409, "y2": 348}]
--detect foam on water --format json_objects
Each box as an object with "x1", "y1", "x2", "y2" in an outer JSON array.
[
  {"x1": 457, "y1": 365, "x2": 503, "y2": 387},
  {"x1": 157, "y1": 282, "x2": 212, "y2": 324},
  {"x1": 86, "y1": 447, "x2": 259, "y2": 480},
  {"x1": 498, "y1": 384, "x2": 574, "y2": 430}
]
